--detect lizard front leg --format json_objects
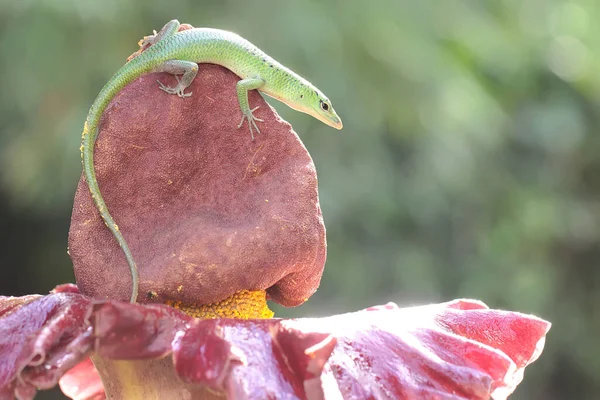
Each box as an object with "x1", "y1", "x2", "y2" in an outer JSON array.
[
  {"x1": 236, "y1": 77, "x2": 266, "y2": 140},
  {"x1": 155, "y1": 60, "x2": 199, "y2": 98}
]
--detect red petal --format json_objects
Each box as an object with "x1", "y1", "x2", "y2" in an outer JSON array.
[
  {"x1": 0, "y1": 288, "x2": 550, "y2": 400},
  {"x1": 92, "y1": 301, "x2": 190, "y2": 360},
  {"x1": 0, "y1": 295, "x2": 40, "y2": 318},
  {"x1": 172, "y1": 319, "x2": 245, "y2": 392},
  {"x1": 0, "y1": 292, "x2": 94, "y2": 399},
  {"x1": 171, "y1": 302, "x2": 549, "y2": 399}
]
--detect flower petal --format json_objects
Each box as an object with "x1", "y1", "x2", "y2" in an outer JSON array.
[
  {"x1": 168, "y1": 301, "x2": 550, "y2": 400},
  {"x1": 92, "y1": 301, "x2": 190, "y2": 360},
  {"x1": 0, "y1": 291, "x2": 94, "y2": 399},
  {"x1": 172, "y1": 319, "x2": 246, "y2": 392},
  {"x1": 0, "y1": 288, "x2": 550, "y2": 400}
]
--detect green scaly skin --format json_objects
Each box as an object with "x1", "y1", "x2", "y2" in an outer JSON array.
[{"x1": 81, "y1": 20, "x2": 343, "y2": 303}]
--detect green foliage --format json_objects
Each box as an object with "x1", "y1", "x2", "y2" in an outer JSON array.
[{"x1": 0, "y1": 0, "x2": 596, "y2": 398}]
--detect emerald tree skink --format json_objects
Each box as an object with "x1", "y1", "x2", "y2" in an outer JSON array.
[{"x1": 81, "y1": 20, "x2": 343, "y2": 304}]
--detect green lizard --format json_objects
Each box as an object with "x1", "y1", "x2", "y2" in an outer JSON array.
[{"x1": 81, "y1": 20, "x2": 343, "y2": 304}]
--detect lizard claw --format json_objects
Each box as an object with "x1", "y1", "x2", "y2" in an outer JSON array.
[
  {"x1": 238, "y1": 106, "x2": 263, "y2": 140},
  {"x1": 157, "y1": 79, "x2": 192, "y2": 98},
  {"x1": 140, "y1": 32, "x2": 157, "y2": 47},
  {"x1": 250, "y1": 106, "x2": 264, "y2": 122}
]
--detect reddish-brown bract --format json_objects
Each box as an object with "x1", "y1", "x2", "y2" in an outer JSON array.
[{"x1": 69, "y1": 64, "x2": 326, "y2": 306}]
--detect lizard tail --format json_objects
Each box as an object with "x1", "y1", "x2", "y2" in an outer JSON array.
[
  {"x1": 81, "y1": 120, "x2": 139, "y2": 304},
  {"x1": 80, "y1": 57, "x2": 153, "y2": 304}
]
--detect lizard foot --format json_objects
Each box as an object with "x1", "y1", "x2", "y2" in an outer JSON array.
[
  {"x1": 157, "y1": 76, "x2": 192, "y2": 98},
  {"x1": 238, "y1": 106, "x2": 264, "y2": 140},
  {"x1": 140, "y1": 29, "x2": 159, "y2": 47}
]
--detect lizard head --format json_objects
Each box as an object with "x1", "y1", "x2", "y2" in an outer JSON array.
[
  {"x1": 308, "y1": 88, "x2": 343, "y2": 130},
  {"x1": 286, "y1": 86, "x2": 343, "y2": 130},
  {"x1": 312, "y1": 93, "x2": 343, "y2": 130}
]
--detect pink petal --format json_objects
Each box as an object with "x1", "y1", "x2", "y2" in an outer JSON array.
[{"x1": 59, "y1": 359, "x2": 105, "y2": 400}]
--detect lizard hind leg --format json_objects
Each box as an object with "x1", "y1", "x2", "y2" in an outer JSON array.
[
  {"x1": 141, "y1": 19, "x2": 181, "y2": 47},
  {"x1": 128, "y1": 20, "x2": 182, "y2": 62},
  {"x1": 155, "y1": 60, "x2": 199, "y2": 98}
]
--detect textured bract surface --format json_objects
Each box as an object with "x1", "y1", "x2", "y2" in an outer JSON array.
[
  {"x1": 69, "y1": 64, "x2": 326, "y2": 306},
  {"x1": 0, "y1": 285, "x2": 550, "y2": 400}
]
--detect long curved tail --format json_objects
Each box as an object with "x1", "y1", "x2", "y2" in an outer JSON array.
[{"x1": 81, "y1": 56, "x2": 154, "y2": 303}]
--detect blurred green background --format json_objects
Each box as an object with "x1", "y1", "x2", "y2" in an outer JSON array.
[{"x1": 0, "y1": 0, "x2": 594, "y2": 398}]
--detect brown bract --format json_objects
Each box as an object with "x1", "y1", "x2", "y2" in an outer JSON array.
[{"x1": 68, "y1": 64, "x2": 326, "y2": 306}]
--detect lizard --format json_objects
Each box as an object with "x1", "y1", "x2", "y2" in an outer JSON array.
[{"x1": 81, "y1": 20, "x2": 343, "y2": 304}]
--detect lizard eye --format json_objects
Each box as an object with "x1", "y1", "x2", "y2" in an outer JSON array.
[{"x1": 320, "y1": 100, "x2": 330, "y2": 112}]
